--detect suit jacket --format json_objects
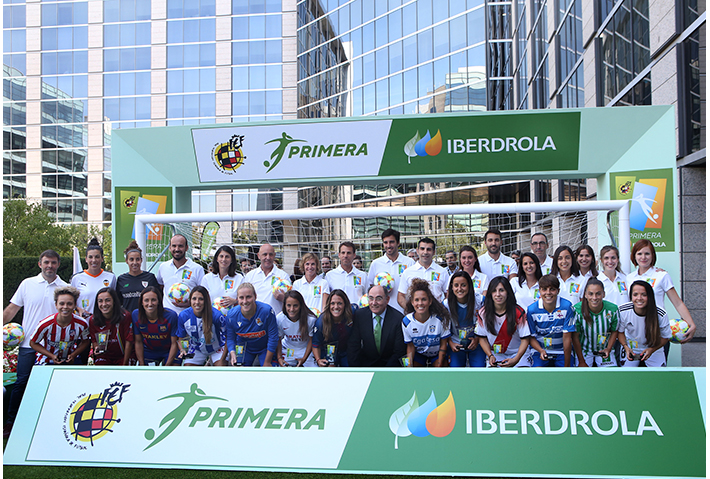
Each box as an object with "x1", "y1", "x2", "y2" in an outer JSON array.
[{"x1": 348, "y1": 305, "x2": 405, "y2": 367}]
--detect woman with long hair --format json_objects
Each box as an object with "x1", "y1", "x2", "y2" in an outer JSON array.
[
  {"x1": 475, "y1": 277, "x2": 531, "y2": 367},
  {"x1": 617, "y1": 281, "x2": 671, "y2": 367},
  {"x1": 575, "y1": 245, "x2": 598, "y2": 278},
  {"x1": 458, "y1": 245, "x2": 489, "y2": 296},
  {"x1": 89, "y1": 287, "x2": 133, "y2": 365},
  {"x1": 176, "y1": 286, "x2": 227, "y2": 366},
  {"x1": 132, "y1": 286, "x2": 180, "y2": 366},
  {"x1": 571, "y1": 278, "x2": 619, "y2": 367},
  {"x1": 72, "y1": 237, "x2": 116, "y2": 318},
  {"x1": 312, "y1": 289, "x2": 353, "y2": 367},
  {"x1": 446, "y1": 271, "x2": 485, "y2": 367},
  {"x1": 276, "y1": 290, "x2": 316, "y2": 367},
  {"x1": 293, "y1": 252, "x2": 331, "y2": 316},
  {"x1": 512, "y1": 252, "x2": 543, "y2": 309},
  {"x1": 201, "y1": 245, "x2": 243, "y2": 312},
  {"x1": 626, "y1": 239, "x2": 696, "y2": 342},
  {"x1": 551, "y1": 245, "x2": 585, "y2": 305},
  {"x1": 597, "y1": 245, "x2": 629, "y2": 306},
  {"x1": 116, "y1": 240, "x2": 159, "y2": 314},
  {"x1": 403, "y1": 278, "x2": 451, "y2": 367}
]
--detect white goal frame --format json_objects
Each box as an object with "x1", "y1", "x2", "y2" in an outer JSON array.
[{"x1": 135, "y1": 200, "x2": 631, "y2": 273}]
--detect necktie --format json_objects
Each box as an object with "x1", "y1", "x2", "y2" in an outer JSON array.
[{"x1": 374, "y1": 315, "x2": 382, "y2": 352}]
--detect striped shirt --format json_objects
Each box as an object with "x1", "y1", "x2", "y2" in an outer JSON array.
[
  {"x1": 617, "y1": 302, "x2": 671, "y2": 353},
  {"x1": 31, "y1": 313, "x2": 89, "y2": 365},
  {"x1": 526, "y1": 297, "x2": 576, "y2": 355},
  {"x1": 573, "y1": 301, "x2": 619, "y2": 355}
]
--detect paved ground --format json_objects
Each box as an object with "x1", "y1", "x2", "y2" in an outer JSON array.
[{"x1": 681, "y1": 341, "x2": 706, "y2": 366}]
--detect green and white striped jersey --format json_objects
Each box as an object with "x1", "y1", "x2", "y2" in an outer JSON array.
[{"x1": 573, "y1": 300, "x2": 619, "y2": 355}]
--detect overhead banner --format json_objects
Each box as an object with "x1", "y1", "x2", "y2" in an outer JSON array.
[
  {"x1": 5, "y1": 367, "x2": 705, "y2": 477},
  {"x1": 192, "y1": 112, "x2": 581, "y2": 182},
  {"x1": 609, "y1": 168, "x2": 675, "y2": 251}
]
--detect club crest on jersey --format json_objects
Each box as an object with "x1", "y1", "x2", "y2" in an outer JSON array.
[
  {"x1": 159, "y1": 325, "x2": 168, "y2": 332},
  {"x1": 618, "y1": 281, "x2": 627, "y2": 292},
  {"x1": 431, "y1": 272, "x2": 440, "y2": 281},
  {"x1": 103, "y1": 279, "x2": 110, "y2": 287},
  {"x1": 353, "y1": 276, "x2": 362, "y2": 286},
  {"x1": 142, "y1": 281, "x2": 149, "y2": 288},
  {"x1": 553, "y1": 310, "x2": 566, "y2": 320},
  {"x1": 429, "y1": 325, "x2": 436, "y2": 333},
  {"x1": 256, "y1": 317, "x2": 263, "y2": 326},
  {"x1": 182, "y1": 270, "x2": 192, "y2": 280}
]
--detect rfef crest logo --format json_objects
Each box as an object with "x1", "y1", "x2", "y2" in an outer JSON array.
[
  {"x1": 211, "y1": 134, "x2": 246, "y2": 174},
  {"x1": 389, "y1": 391, "x2": 455, "y2": 449},
  {"x1": 64, "y1": 382, "x2": 130, "y2": 449},
  {"x1": 404, "y1": 129, "x2": 442, "y2": 163}
]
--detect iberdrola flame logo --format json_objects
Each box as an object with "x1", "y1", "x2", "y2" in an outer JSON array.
[
  {"x1": 403, "y1": 130, "x2": 442, "y2": 164},
  {"x1": 388, "y1": 391, "x2": 455, "y2": 449}
]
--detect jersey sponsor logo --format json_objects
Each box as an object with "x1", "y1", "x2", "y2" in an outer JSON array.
[
  {"x1": 431, "y1": 272, "x2": 440, "y2": 282},
  {"x1": 211, "y1": 134, "x2": 246, "y2": 175},
  {"x1": 389, "y1": 390, "x2": 455, "y2": 449},
  {"x1": 237, "y1": 330, "x2": 266, "y2": 339},
  {"x1": 645, "y1": 278, "x2": 656, "y2": 287},
  {"x1": 313, "y1": 285, "x2": 321, "y2": 296},
  {"x1": 501, "y1": 265, "x2": 510, "y2": 275},
  {"x1": 63, "y1": 381, "x2": 131, "y2": 449},
  {"x1": 404, "y1": 129, "x2": 442, "y2": 163},
  {"x1": 474, "y1": 279, "x2": 482, "y2": 290},
  {"x1": 225, "y1": 279, "x2": 234, "y2": 290},
  {"x1": 569, "y1": 283, "x2": 580, "y2": 294},
  {"x1": 398, "y1": 264, "x2": 407, "y2": 275},
  {"x1": 353, "y1": 276, "x2": 362, "y2": 286},
  {"x1": 182, "y1": 270, "x2": 192, "y2": 280}
]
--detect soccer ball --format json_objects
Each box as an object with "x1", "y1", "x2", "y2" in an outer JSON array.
[
  {"x1": 272, "y1": 277, "x2": 292, "y2": 295},
  {"x1": 3, "y1": 323, "x2": 24, "y2": 350},
  {"x1": 669, "y1": 318, "x2": 690, "y2": 343},
  {"x1": 212, "y1": 297, "x2": 232, "y2": 315},
  {"x1": 374, "y1": 271, "x2": 395, "y2": 294},
  {"x1": 168, "y1": 283, "x2": 191, "y2": 304},
  {"x1": 358, "y1": 294, "x2": 369, "y2": 309}
]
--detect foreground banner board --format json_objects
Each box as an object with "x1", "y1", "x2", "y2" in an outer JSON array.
[{"x1": 5, "y1": 367, "x2": 705, "y2": 478}]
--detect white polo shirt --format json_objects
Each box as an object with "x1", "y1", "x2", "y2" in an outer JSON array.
[
  {"x1": 557, "y1": 274, "x2": 586, "y2": 306},
  {"x1": 157, "y1": 258, "x2": 205, "y2": 314},
  {"x1": 446, "y1": 270, "x2": 489, "y2": 297},
  {"x1": 597, "y1": 272, "x2": 629, "y2": 306},
  {"x1": 9, "y1": 273, "x2": 68, "y2": 348},
  {"x1": 367, "y1": 253, "x2": 415, "y2": 313},
  {"x1": 244, "y1": 265, "x2": 291, "y2": 314},
  {"x1": 326, "y1": 266, "x2": 368, "y2": 305},
  {"x1": 398, "y1": 261, "x2": 449, "y2": 303},
  {"x1": 540, "y1": 256, "x2": 553, "y2": 276},
  {"x1": 626, "y1": 266, "x2": 674, "y2": 310},
  {"x1": 478, "y1": 252, "x2": 518, "y2": 279},
  {"x1": 512, "y1": 278, "x2": 540, "y2": 310},
  {"x1": 201, "y1": 272, "x2": 244, "y2": 301},
  {"x1": 293, "y1": 275, "x2": 331, "y2": 315}
]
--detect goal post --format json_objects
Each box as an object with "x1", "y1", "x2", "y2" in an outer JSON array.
[{"x1": 135, "y1": 200, "x2": 631, "y2": 273}]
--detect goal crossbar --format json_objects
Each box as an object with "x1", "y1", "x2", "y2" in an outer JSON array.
[{"x1": 135, "y1": 200, "x2": 631, "y2": 271}]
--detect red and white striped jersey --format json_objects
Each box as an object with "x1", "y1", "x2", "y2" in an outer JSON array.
[{"x1": 31, "y1": 313, "x2": 89, "y2": 365}]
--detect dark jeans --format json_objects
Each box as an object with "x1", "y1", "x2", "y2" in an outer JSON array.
[{"x1": 5, "y1": 347, "x2": 36, "y2": 425}]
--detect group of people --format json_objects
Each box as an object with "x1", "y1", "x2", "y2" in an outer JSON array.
[{"x1": 3, "y1": 228, "x2": 695, "y2": 437}]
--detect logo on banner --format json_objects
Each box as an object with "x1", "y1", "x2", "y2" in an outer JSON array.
[
  {"x1": 264, "y1": 132, "x2": 306, "y2": 173},
  {"x1": 123, "y1": 196, "x2": 136, "y2": 209},
  {"x1": 404, "y1": 130, "x2": 442, "y2": 163},
  {"x1": 212, "y1": 134, "x2": 247, "y2": 174},
  {"x1": 64, "y1": 382, "x2": 131, "y2": 449},
  {"x1": 389, "y1": 391, "x2": 455, "y2": 449}
]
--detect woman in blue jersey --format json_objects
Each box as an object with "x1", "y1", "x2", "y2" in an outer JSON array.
[
  {"x1": 571, "y1": 278, "x2": 619, "y2": 367},
  {"x1": 312, "y1": 289, "x2": 353, "y2": 367},
  {"x1": 132, "y1": 286, "x2": 180, "y2": 366},
  {"x1": 276, "y1": 290, "x2": 316, "y2": 367},
  {"x1": 475, "y1": 277, "x2": 531, "y2": 367},
  {"x1": 226, "y1": 282, "x2": 278, "y2": 367},
  {"x1": 403, "y1": 278, "x2": 451, "y2": 367},
  {"x1": 446, "y1": 271, "x2": 485, "y2": 367},
  {"x1": 176, "y1": 286, "x2": 227, "y2": 366}
]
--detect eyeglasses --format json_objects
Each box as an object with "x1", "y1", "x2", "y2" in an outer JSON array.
[
  {"x1": 368, "y1": 296, "x2": 385, "y2": 303},
  {"x1": 531, "y1": 242, "x2": 547, "y2": 246}
]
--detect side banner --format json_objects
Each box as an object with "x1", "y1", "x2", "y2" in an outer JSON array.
[
  {"x1": 114, "y1": 187, "x2": 173, "y2": 264},
  {"x1": 5, "y1": 368, "x2": 705, "y2": 478}
]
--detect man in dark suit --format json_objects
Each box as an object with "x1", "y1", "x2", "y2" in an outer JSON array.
[{"x1": 348, "y1": 284, "x2": 406, "y2": 367}]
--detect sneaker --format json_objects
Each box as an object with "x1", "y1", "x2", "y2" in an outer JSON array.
[{"x1": 3, "y1": 423, "x2": 12, "y2": 439}]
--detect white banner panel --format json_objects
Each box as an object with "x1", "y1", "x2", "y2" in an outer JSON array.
[
  {"x1": 192, "y1": 121, "x2": 392, "y2": 182},
  {"x1": 25, "y1": 369, "x2": 373, "y2": 468}
]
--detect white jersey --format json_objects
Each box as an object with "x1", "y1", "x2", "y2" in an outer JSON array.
[
  {"x1": 512, "y1": 279, "x2": 540, "y2": 310},
  {"x1": 446, "y1": 270, "x2": 489, "y2": 297},
  {"x1": 597, "y1": 272, "x2": 629, "y2": 306},
  {"x1": 276, "y1": 312, "x2": 316, "y2": 366},
  {"x1": 367, "y1": 253, "x2": 415, "y2": 313},
  {"x1": 157, "y1": 258, "x2": 205, "y2": 314},
  {"x1": 617, "y1": 302, "x2": 671, "y2": 354},
  {"x1": 557, "y1": 274, "x2": 586, "y2": 305},
  {"x1": 244, "y1": 266, "x2": 291, "y2": 315},
  {"x1": 398, "y1": 262, "x2": 449, "y2": 303},
  {"x1": 293, "y1": 275, "x2": 330, "y2": 316},
  {"x1": 626, "y1": 266, "x2": 674, "y2": 310},
  {"x1": 540, "y1": 256, "x2": 553, "y2": 276},
  {"x1": 10, "y1": 273, "x2": 68, "y2": 348},
  {"x1": 402, "y1": 313, "x2": 451, "y2": 357},
  {"x1": 478, "y1": 252, "x2": 518, "y2": 279},
  {"x1": 326, "y1": 266, "x2": 368, "y2": 305},
  {"x1": 201, "y1": 272, "x2": 243, "y2": 302},
  {"x1": 474, "y1": 310, "x2": 531, "y2": 361},
  {"x1": 71, "y1": 269, "x2": 117, "y2": 315}
]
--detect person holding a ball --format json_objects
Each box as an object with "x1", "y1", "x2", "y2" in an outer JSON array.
[
  {"x1": 201, "y1": 245, "x2": 243, "y2": 314},
  {"x1": 156, "y1": 234, "x2": 205, "y2": 315}
]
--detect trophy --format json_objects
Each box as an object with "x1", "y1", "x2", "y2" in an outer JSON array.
[
  {"x1": 234, "y1": 345, "x2": 245, "y2": 366},
  {"x1": 592, "y1": 333, "x2": 608, "y2": 356},
  {"x1": 95, "y1": 333, "x2": 108, "y2": 354},
  {"x1": 284, "y1": 348, "x2": 296, "y2": 366},
  {"x1": 458, "y1": 328, "x2": 471, "y2": 349},
  {"x1": 627, "y1": 338, "x2": 639, "y2": 360},
  {"x1": 325, "y1": 342, "x2": 338, "y2": 365},
  {"x1": 180, "y1": 339, "x2": 194, "y2": 359},
  {"x1": 400, "y1": 356, "x2": 411, "y2": 367},
  {"x1": 57, "y1": 341, "x2": 69, "y2": 362}
]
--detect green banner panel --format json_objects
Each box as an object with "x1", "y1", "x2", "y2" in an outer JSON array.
[{"x1": 114, "y1": 186, "x2": 173, "y2": 263}]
